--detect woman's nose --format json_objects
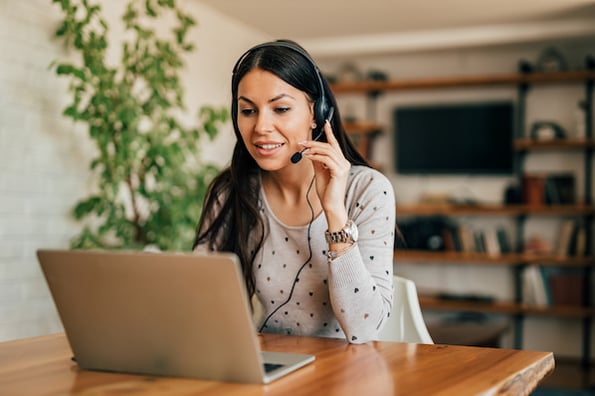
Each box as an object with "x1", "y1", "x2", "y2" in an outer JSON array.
[{"x1": 255, "y1": 110, "x2": 274, "y2": 133}]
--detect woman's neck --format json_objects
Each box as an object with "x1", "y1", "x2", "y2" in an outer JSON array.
[
  {"x1": 261, "y1": 168, "x2": 321, "y2": 226},
  {"x1": 261, "y1": 167, "x2": 315, "y2": 204}
]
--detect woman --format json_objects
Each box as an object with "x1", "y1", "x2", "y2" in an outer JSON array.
[{"x1": 193, "y1": 40, "x2": 395, "y2": 344}]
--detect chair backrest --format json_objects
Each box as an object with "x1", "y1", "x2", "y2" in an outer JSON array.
[{"x1": 377, "y1": 276, "x2": 434, "y2": 344}]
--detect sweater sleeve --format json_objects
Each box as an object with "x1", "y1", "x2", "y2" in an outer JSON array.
[{"x1": 326, "y1": 167, "x2": 395, "y2": 344}]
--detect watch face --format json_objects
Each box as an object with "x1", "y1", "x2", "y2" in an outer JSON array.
[{"x1": 348, "y1": 221, "x2": 359, "y2": 242}]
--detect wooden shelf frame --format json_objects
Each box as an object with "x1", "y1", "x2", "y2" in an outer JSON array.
[
  {"x1": 396, "y1": 203, "x2": 595, "y2": 217},
  {"x1": 343, "y1": 120, "x2": 383, "y2": 135},
  {"x1": 330, "y1": 70, "x2": 595, "y2": 94},
  {"x1": 419, "y1": 296, "x2": 595, "y2": 319},
  {"x1": 396, "y1": 250, "x2": 595, "y2": 267},
  {"x1": 514, "y1": 138, "x2": 595, "y2": 151}
]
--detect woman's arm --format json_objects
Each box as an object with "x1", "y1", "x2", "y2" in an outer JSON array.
[{"x1": 326, "y1": 168, "x2": 395, "y2": 343}]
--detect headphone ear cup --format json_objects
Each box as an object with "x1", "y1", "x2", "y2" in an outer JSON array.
[{"x1": 315, "y1": 98, "x2": 329, "y2": 128}]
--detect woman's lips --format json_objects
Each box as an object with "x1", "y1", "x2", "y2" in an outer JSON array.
[{"x1": 254, "y1": 142, "x2": 285, "y2": 156}]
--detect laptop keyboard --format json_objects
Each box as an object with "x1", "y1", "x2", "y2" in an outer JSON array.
[{"x1": 263, "y1": 363, "x2": 284, "y2": 373}]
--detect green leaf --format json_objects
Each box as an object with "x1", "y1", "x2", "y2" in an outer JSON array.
[
  {"x1": 72, "y1": 196, "x2": 103, "y2": 219},
  {"x1": 54, "y1": 0, "x2": 228, "y2": 251}
]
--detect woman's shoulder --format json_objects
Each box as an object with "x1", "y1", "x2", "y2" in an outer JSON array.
[
  {"x1": 348, "y1": 165, "x2": 392, "y2": 190},
  {"x1": 346, "y1": 165, "x2": 395, "y2": 219}
]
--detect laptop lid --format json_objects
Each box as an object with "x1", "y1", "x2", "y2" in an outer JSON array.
[{"x1": 37, "y1": 249, "x2": 314, "y2": 384}]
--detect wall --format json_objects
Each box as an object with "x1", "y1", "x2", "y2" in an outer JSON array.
[
  {"x1": 316, "y1": 38, "x2": 595, "y2": 359},
  {"x1": 0, "y1": 0, "x2": 269, "y2": 342}
]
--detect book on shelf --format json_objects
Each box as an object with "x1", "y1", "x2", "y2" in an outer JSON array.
[
  {"x1": 397, "y1": 220, "x2": 519, "y2": 257},
  {"x1": 455, "y1": 224, "x2": 471, "y2": 252},
  {"x1": 548, "y1": 270, "x2": 584, "y2": 306},
  {"x1": 556, "y1": 219, "x2": 575, "y2": 257},
  {"x1": 544, "y1": 173, "x2": 576, "y2": 205},
  {"x1": 522, "y1": 173, "x2": 577, "y2": 206},
  {"x1": 496, "y1": 227, "x2": 511, "y2": 253},
  {"x1": 521, "y1": 265, "x2": 550, "y2": 306},
  {"x1": 574, "y1": 226, "x2": 586, "y2": 257},
  {"x1": 522, "y1": 174, "x2": 546, "y2": 206},
  {"x1": 483, "y1": 228, "x2": 501, "y2": 256},
  {"x1": 555, "y1": 219, "x2": 587, "y2": 257},
  {"x1": 441, "y1": 226, "x2": 462, "y2": 252},
  {"x1": 473, "y1": 230, "x2": 486, "y2": 253},
  {"x1": 522, "y1": 266, "x2": 586, "y2": 307},
  {"x1": 440, "y1": 223, "x2": 511, "y2": 255}
]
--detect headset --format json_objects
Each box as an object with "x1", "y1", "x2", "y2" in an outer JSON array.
[{"x1": 231, "y1": 40, "x2": 334, "y2": 164}]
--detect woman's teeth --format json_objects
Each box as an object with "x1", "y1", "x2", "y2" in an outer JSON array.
[{"x1": 257, "y1": 143, "x2": 283, "y2": 150}]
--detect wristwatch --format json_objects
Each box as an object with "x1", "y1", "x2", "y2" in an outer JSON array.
[{"x1": 325, "y1": 220, "x2": 359, "y2": 244}]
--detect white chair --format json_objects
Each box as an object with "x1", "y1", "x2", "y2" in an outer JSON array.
[{"x1": 377, "y1": 276, "x2": 434, "y2": 344}]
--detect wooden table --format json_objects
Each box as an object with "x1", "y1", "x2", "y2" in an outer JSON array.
[{"x1": 0, "y1": 333, "x2": 554, "y2": 395}]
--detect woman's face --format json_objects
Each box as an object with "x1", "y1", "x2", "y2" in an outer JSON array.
[{"x1": 237, "y1": 68, "x2": 315, "y2": 171}]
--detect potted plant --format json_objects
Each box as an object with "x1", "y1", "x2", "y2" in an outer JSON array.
[{"x1": 51, "y1": 0, "x2": 228, "y2": 251}]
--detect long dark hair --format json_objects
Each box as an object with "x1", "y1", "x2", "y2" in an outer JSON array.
[{"x1": 193, "y1": 40, "x2": 368, "y2": 299}]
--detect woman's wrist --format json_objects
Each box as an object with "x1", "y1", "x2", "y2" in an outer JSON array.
[
  {"x1": 327, "y1": 242, "x2": 356, "y2": 261},
  {"x1": 324, "y1": 208, "x2": 348, "y2": 233}
]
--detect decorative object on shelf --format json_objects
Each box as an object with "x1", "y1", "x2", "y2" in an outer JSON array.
[
  {"x1": 366, "y1": 69, "x2": 388, "y2": 81},
  {"x1": 518, "y1": 59, "x2": 534, "y2": 74},
  {"x1": 397, "y1": 217, "x2": 451, "y2": 251},
  {"x1": 536, "y1": 47, "x2": 568, "y2": 72},
  {"x1": 523, "y1": 235, "x2": 552, "y2": 255},
  {"x1": 323, "y1": 73, "x2": 337, "y2": 84},
  {"x1": 336, "y1": 63, "x2": 363, "y2": 82},
  {"x1": 504, "y1": 183, "x2": 522, "y2": 204},
  {"x1": 530, "y1": 121, "x2": 566, "y2": 140}
]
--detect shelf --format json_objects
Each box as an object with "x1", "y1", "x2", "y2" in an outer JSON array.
[
  {"x1": 396, "y1": 250, "x2": 595, "y2": 267},
  {"x1": 330, "y1": 70, "x2": 595, "y2": 94},
  {"x1": 396, "y1": 203, "x2": 595, "y2": 217},
  {"x1": 344, "y1": 121, "x2": 382, "y2": 135},
  {"x1": 419, "y1": 296, "x2": 595, "y2": 318},
  {"x1": 420, "y1": 295, "x2": 519, "y2": 315},
  {"x1": 514, "y1": 138, "x2": 595, "y2": 151},
  {"x1": 335, "y1": 63, "x2": 595, "y2": 358},
  {"x1": 522, "y1": 304, "x2": 595, "y2": 319}
]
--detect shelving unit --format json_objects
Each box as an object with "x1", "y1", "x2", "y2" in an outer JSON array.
[
  {"x1": 331, "y1": 69, "x2": 595, "y2": 364},
  {"x1": 343, "y1": 120, "x2": 382, "y2": 165}
]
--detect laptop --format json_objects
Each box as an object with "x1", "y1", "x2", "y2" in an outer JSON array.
[{"x1": 37, "y1": 249, "x2": 315, "y2": 384}]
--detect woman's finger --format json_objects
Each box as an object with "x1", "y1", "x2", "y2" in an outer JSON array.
[{"x1": 324, "y1": 118, "x2": 337, "y2": 145}]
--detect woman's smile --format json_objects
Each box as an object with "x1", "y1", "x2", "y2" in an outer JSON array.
[{"x1": 254, "y1": 141, "x2": 285, "y2": 156}]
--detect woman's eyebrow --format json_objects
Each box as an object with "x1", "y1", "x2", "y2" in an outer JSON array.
[{"x1": 238, "y1": 93, "x2": 295, "y2": 105}]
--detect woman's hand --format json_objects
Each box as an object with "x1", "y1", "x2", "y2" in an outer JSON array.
[{"x1": 300, "y1": 120, "x2": 351, "y2": 224}]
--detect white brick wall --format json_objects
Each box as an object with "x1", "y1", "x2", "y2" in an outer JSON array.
[
  {"x1": 0, "y1": 0, "x2": 265, "y2": 342},
  {"x1": 0, "y1": 0, "x2": 93, "y2": 341}
]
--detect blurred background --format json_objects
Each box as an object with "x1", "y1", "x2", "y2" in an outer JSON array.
[{"x1": 1, "y1": 0, "x2": 595, "y2": 391}]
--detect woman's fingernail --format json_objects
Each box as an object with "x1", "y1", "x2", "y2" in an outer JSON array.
[{"x1": 298, "y1": 140, "x2": 307, "y2": 146}]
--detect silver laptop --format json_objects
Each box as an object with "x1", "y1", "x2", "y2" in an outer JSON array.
[{"x1": 37, "y1": 249, "x2": 314, "y2": 384}]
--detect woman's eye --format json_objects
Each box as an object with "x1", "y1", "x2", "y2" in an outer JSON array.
[
  {"x1": 240, "y1": 108, "x2": 255, "y2": 116},
  {"x1": 275, "y1": 107, "x2": 290, "y2": 114}
]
